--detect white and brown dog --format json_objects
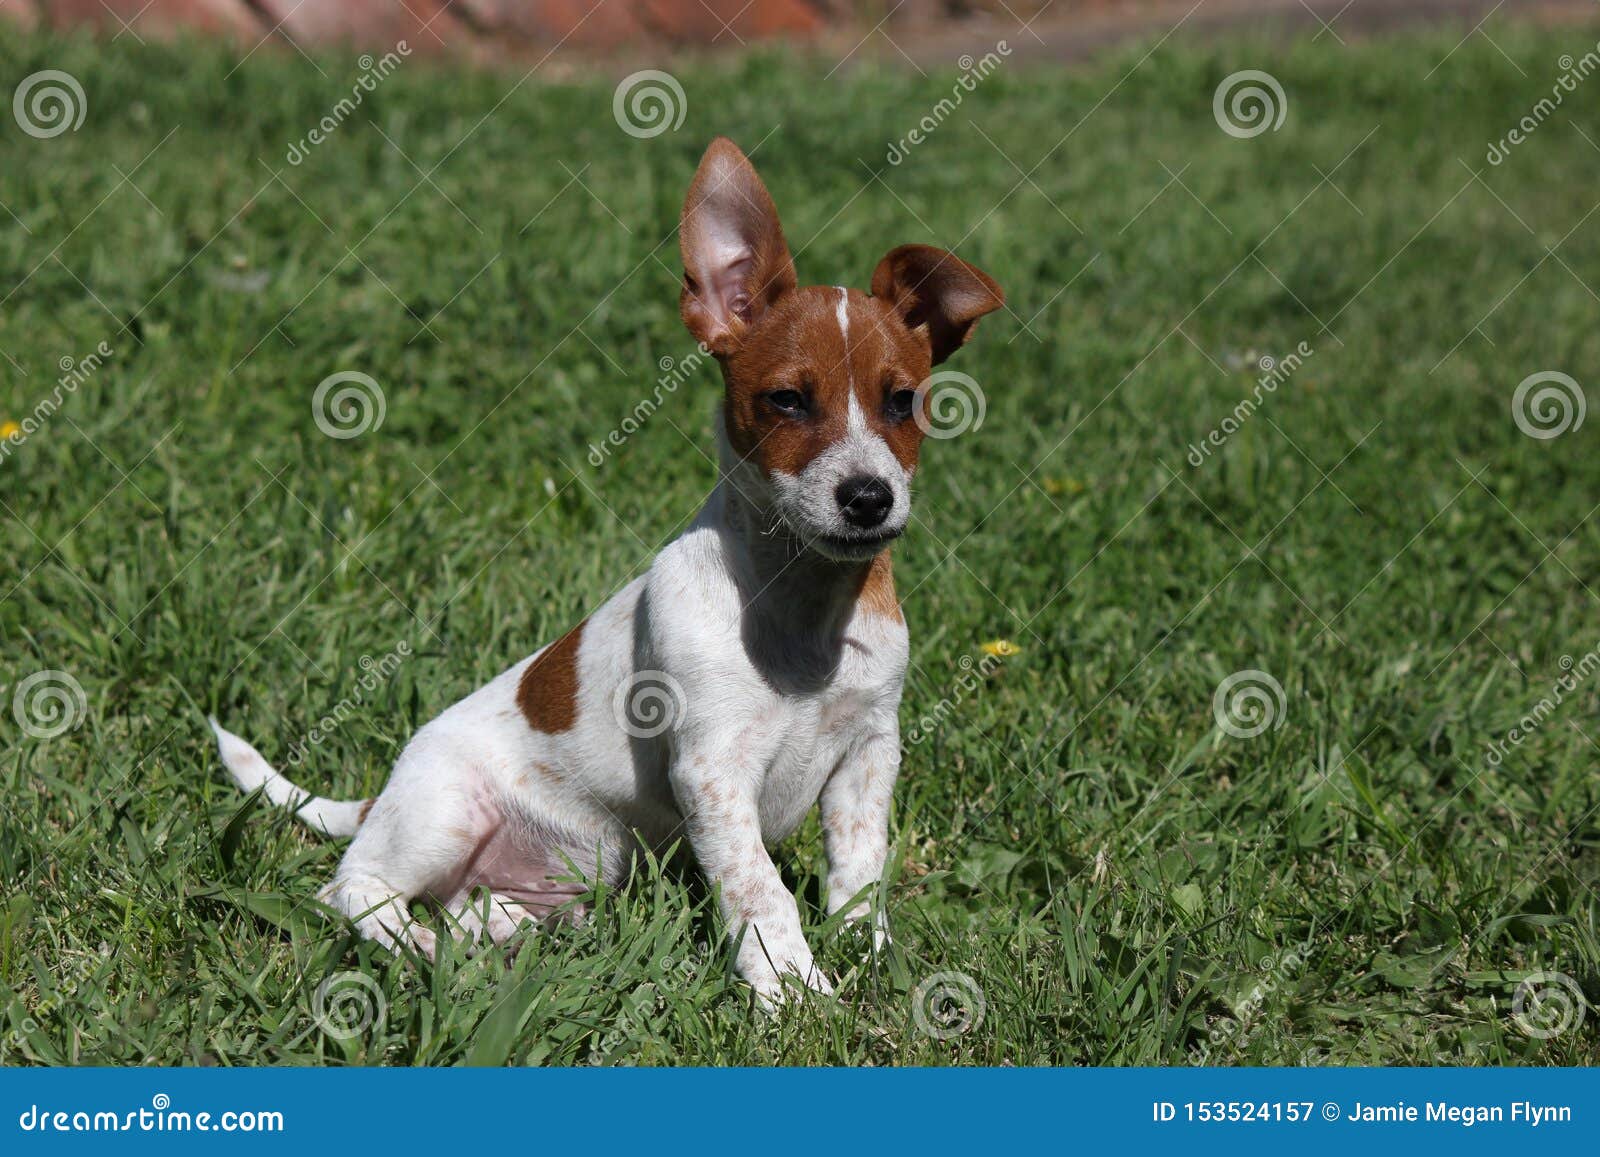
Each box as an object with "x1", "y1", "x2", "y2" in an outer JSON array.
[{"x1": 211, "y1": 138, "x2": 1003, "y2": 1003}]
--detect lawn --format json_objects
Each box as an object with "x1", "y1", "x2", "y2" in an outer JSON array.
[{"x1": 2, "y1": 19, "x2": 1599, "y2": 1066}]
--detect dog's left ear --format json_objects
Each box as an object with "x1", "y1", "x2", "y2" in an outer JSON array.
[
  {"x1": 871, "y1": 244, "x2": 1004, "y2": 364},
  {"x1": 679, "y1": 137, "x2": 797, "y2": 356}
]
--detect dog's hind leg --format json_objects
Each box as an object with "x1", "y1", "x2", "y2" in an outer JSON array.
[
  {"x1": 443, "y1": 889, "x2": 542, "y2": 950},
  {"x1": 320, "y1": 874, "x2": 438, "y2": 958},
  {"x1": 319, "y1": 744, "x2": 499, "y2": 959}
]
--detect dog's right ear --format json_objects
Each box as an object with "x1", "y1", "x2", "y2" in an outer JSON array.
[{"x1": 679, "y1": 138, "x2": 796, "y2": 356}]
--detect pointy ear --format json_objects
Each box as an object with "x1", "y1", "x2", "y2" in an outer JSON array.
[
  {"x1": 679, "y1": 137, "x2": 797, "y2": 356},
  {"x1": 871, "y1": 244, "x2": 1004, "y2": 364}
]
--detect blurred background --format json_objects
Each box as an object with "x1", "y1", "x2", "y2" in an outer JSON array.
[
  {"x1": 7, "y1": 1, "x2": 1599, "y2": 64},
  {"x1": 4, "y1": 0, "x2": 1599, "y2": 1066}
]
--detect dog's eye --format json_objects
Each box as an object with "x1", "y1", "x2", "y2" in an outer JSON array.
[
  {"x1": 884, "y1": 387, "x2": 917, "y2": 422},
  {"x1": 765, "y1": 389, "x2": 808, "y2": 416}
]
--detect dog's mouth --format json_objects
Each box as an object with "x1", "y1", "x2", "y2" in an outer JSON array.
[{"x1": 812, "y1": 527, "x2": 903, "y2": 559}]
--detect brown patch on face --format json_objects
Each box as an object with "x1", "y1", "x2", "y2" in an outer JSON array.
[
  {"x1": 516, "y1": 619, "x2": 587, "y2": 734},
  {"x1": 856, "y1": 551, "x2": 903, "y2": 622},
  {"x1": 721, "y1": 287, "x2": 930, "y2": 480}
]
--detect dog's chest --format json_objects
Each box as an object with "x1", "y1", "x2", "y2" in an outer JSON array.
[{"x1": 754, "y1": 643, "x2": 901, "y2": 842}]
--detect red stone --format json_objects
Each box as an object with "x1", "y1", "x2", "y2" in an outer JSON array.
[
  {"x1": 16, "y1": 0, "x2": 832, "y2": 49},
  {"x1": 252, "y1": 0, "x2": 474, "y2": 55},
  {"x1": 41, "y1": 0, "x2": 258, "y2": 38},
  {"x1": 638, "y1": 0, "x2": 823, "y2": 42},
  {"x1": 0, "y1": 0, "x2": 41, "y2": 31},
  {"x1": 453, "y1": 0, "x2": 650, "y2": 48}
]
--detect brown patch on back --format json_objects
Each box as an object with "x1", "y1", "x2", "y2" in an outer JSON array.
[
  {"x1": 856, "y1": 551, "x2": 903, "y2": 622},
  {"x1": 516, "y1": 619, "x2": 588, "y2": 734}
]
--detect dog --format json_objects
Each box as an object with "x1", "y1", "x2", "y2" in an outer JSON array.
[{"x1": 210, "y1": 137, "x2": 1003, "y2": 1003}]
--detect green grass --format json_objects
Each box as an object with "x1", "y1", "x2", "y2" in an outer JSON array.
[{"x1": 2, "y1": 19, "x2": 1600, "y2": 1066}]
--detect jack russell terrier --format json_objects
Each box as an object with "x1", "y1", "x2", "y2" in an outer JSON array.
[{"x1": 210, "y1": 137, "x2": 1004, "y2": 1003}]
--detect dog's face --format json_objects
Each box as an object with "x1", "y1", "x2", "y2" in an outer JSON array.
[{"x1": 679, "y1": 138, "x2": 1003, "y2": 562}]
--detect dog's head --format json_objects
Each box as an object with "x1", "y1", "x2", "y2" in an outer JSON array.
[{"x1": 679, "y1": 137, "x2": 1003, "y2": 563}]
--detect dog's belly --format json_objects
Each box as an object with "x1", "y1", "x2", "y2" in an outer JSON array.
[{"x1": 437, "y1": 805, "x2": 591, "y2": 915}]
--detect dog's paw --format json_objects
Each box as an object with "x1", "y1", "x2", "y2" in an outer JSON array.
[
  {"x1": 834, "y1": 911, "x2": 891, "y2": 956},
  {"x1": 748, "y1": 963, "x2": 835, "y2": 1012}
]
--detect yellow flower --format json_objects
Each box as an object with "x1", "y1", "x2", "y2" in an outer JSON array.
[
  {"x1": 1042, "y1": 476, "x2": 1086, "y2": 497},
  {"x1": 0, "y1": 421, "x2": 20, "y2": 440},
  {"x1": 980, "y1": 639, "x2": 1020, "y2": 659}
]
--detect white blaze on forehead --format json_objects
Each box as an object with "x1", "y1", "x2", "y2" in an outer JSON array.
[
  {"x1": 835, "y1": 287, "x2": 868, "y2": 436},
  {"x1": 834, "y1": 286, "x2": 852, "y2": 385}
]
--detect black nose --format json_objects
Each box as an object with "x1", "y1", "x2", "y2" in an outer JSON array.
[{"x1": 835, "y1": 476, "x2": 894, "y2": 529}]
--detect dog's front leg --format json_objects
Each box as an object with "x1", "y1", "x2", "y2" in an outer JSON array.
[
  {"x1": 820, "y1": 730, "x2": 899, "y2": 948},
  {"x1": 670, "y1": 749, "x2": 830, "y2": 1005}
]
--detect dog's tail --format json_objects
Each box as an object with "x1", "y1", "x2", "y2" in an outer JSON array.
[{"x1": 208, "y1": 717, "x2": 370, "y2": 838}]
